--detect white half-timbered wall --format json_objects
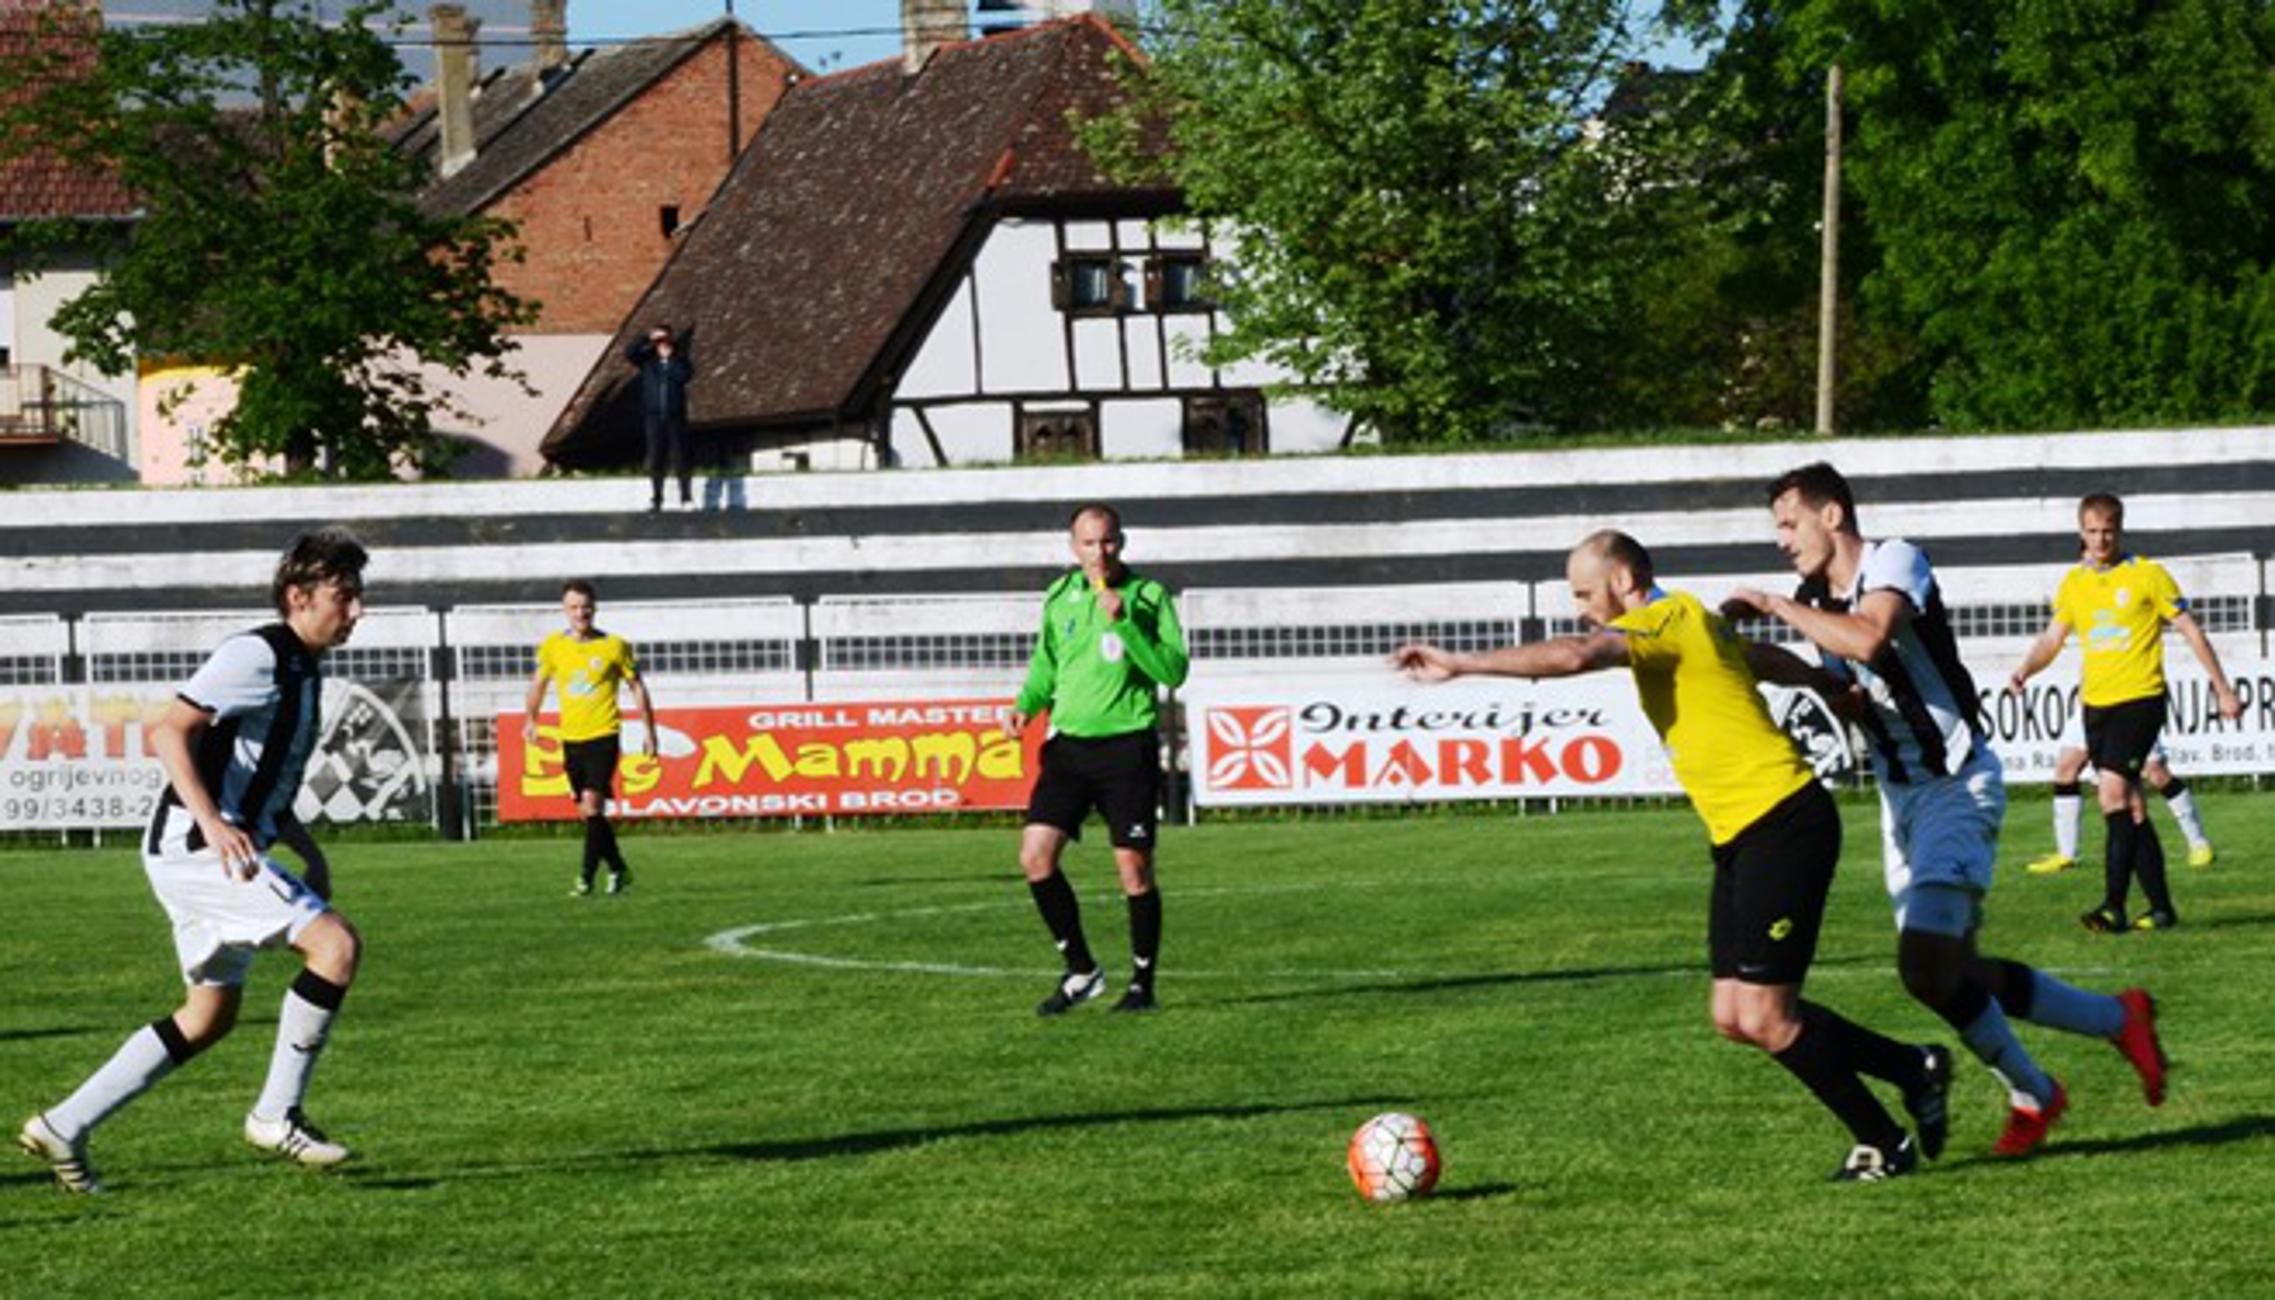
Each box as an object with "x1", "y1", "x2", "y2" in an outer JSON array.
[{"x1": 883, "y1": 215, "x2": 1349, "y2": 467}]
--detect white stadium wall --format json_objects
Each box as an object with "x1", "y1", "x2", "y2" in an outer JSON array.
[{"x1": 2, "y1": 428, "x2": 2270, "y2": 830}]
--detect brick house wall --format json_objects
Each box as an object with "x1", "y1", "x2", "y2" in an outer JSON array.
[{"x1": 484, "y1": 33, "x2": 796, "y2": 334}]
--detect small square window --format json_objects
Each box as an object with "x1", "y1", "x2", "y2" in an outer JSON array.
[
  {"x1": 1017, "y1": 408, "x2": 1100, "y2": 461},
  {"x1": 660, "y1": 204, "x2": 682, "y2": 237},
  {"x1": 1182, "y1": 392, "x2": 1264, "y2": 456},
  {"x1": 1052, "y1": 257, "x2": 1128, "y2": 316},
  {"x1": 1147, "y1": 254, "x2": 1212, "y2": 312}
]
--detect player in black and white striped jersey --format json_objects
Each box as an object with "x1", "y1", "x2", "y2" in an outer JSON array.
[
  {"x1": 1726, "y1": 464, "x2": 2165, "y2": 1162},
  {"x1": 18, "y1": 530, "x2": 371, "y2": 1194}
]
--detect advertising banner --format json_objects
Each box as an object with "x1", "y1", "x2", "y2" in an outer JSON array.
[
  {"x1": 1188, "y1": 676, "x2": 1670, "y2": 807},
  {"x1": 1970, "y1": 651, "x2": 2275, "y2": 783},
  {"x1": 1186, "y1": 675, "x2": 1860, "y2": 809},
  {"x1": 496, "y1": 699, "x2": 1044, "y2": 821},
  {"x1": 0, "y1": 678, "x2": 433, "y2": 830}
]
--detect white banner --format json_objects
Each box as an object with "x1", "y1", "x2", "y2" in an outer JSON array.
[
  {"x1": 1185, "y1": 652, "x2": 2274, "y2": 809},
  {"x1": 1185, "y1": 675, "x2": 1858, "y2": 808},
  {"x1": 1969, "y1": 650, "x2": 2275, "y2": 783},
  {"x1": 0, "y1": 679, "x2": 433, "y2": 831}
]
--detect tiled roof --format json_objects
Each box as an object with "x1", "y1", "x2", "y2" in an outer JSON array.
[
  {"x1": 398, "y1": 17, "x2": 792, "y2": 219},
  {"x1": 0, "y1": 6, "x2": 136, "y2": 221},
  {"x1": 543, "y1": 16, "x2": 1174, "y2": 465}
]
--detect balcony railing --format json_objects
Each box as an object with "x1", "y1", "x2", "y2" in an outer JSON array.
[{"x1": 0, "y1": 364, "x2": 130, "y2": 461}]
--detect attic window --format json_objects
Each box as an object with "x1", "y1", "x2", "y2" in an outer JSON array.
[
  {"x1": 1051, "y1": 256, "x2": 1128, "y2": 317},
  {"x1": 1146, "y1": 254, "x2": 1212, "y2": 313},
  {"x1": 660, "y1": 204, "x2": 682, "y2": 238}
]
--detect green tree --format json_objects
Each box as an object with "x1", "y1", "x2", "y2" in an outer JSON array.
[
  {"x1": 0, "y1": 1, "x2": 535, "y2": 479},
  {"x1": 1595, "y1": 8, "x2": 1925, "y2": 433},
  {"x1": 1088, "y1": 0, "x2": 1723, "y2": 443},
  {"x1": 1763, "y1": 0, "x2": 2275, "y2": 431}
]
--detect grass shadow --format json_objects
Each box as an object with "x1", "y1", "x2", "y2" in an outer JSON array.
[
  {"x1": 1431, "y1": 1181, "x2": 1523, "y2": 1202},
  {"x1": 2156, "y1": 912, "x2": 2275, "y2": 934},
  {"x1": 2042, "y1": 1113, "x2": 2275, "y2": 1160},
  {"x1": 345, "y1": 1174, "x2": 445, "y2": 1192},
  {"x1": 1203, "y1": 952, "x2": 1888, "y2": 1008},
  {"x1": 849, "y1": 873, "x2": 1024, "y2": 888},
  {"x1": 0, "y1": 1026, "x2": 99, "y2": 1044},
  {"x1": 703, "y1": 1097, "x2": 1403, "y2": 1163}
]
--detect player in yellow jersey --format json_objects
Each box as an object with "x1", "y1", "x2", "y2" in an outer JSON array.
[
  {"x1": 1394, "y1": 531, "x2": 1950, "y2": 1182},
  {"x1": 2009, "y1": 494, "x2": 2242, "y2": 932},
  {"x1": 524, "y1": 580, "x2": 657, "y2": 897}
]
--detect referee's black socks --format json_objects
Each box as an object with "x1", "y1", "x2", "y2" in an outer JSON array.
[
  {"x1": 1127, "y1": 888, "x2": 1161, "y2": 995},
  {"x1": 1029, "y1": 870, "x2": 1096, "y2": 974}
]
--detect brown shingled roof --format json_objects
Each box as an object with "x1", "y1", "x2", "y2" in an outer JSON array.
[
  {"x1": 542, "y1": 15, "x2": 1174, "y2": 467},
  {"x1": 0, "y1": 5, "x2": 136, "y2": 221},
  {"x1": 397, "y1": 18, "x2": 800, "y2": 220}
]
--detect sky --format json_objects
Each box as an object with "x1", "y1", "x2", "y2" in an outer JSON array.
[{"x1": 110, "y1": 4, "x2": 1710, "y2": 80}]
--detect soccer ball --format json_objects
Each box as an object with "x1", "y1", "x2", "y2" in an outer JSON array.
[{"x1": 1346, "y1": 1112, "x2": 1441, "y2": 1202}]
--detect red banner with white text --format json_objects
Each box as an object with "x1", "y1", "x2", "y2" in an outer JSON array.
[{"x1": 496, "y1": 699, "x2": 1043, "y2": 821}]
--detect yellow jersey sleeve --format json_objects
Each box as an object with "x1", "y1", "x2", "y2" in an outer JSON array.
[
  {"x1": 2144, "y1": 560, "x2": 2185, "y2": 621},
  {"x1": 2052, "y1": 568, "x2": 2086, "y2": 632},
  {"x1": 1610, "y1": 591, "x2": 1813, "y2": 846}
]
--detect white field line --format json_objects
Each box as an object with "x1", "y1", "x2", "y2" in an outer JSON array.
[{"x1": 698, "y1": 883, "x2": 2121, "y2": 983}]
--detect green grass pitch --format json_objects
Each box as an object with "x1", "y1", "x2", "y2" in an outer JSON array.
[{"x1": 4, "y1": 790, "x2": 2273, "y2": 1297}]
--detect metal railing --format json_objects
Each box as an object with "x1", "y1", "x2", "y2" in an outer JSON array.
[{"x1": 0, "y1": 364, "x2": 130, "y2": 460}]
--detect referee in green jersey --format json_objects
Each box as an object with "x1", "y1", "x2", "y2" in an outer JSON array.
[{"x1": 1011, "y1": 504, "x2": 1189, "y2": 1016}]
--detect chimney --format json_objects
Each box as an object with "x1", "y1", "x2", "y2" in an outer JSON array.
[
  {"x1": 430, "y1": 3, "x2": 482, "y2": 179},
  {"x1": 530, "y1": 0, "x2": 568, "y2": 75},
  {"x1": 901, "y1": 0, "x2": 966, "y2": 75}
]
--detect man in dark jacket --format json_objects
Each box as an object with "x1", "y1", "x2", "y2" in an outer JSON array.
[{"x1": 626, "y1": 324, "x2": 694, "y2": 511}]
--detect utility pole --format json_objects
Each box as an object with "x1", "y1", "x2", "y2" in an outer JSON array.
[{"x1": 1815, "y1": 62, "x2": 1842, "y2": 437}]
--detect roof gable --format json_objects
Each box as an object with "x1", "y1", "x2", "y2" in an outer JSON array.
[
  {"x1": 401, "y1": 18, "x2": 796, "y2": 220},
  {"x1": 544, "y1": 16, "x2": 1172, "y2": 464}
]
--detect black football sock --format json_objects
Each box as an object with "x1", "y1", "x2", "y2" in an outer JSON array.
[
  {"x1": 2133, "y1": 816, "x2": 2173, "y2": 914},
  {"x1": 1802, "y1": 1001, "x2": 1928, "y2": 1093},
  {"x1": 1127, "y1": 889, "x2": 1161, "y2": 995},
  {"x1": 1028, "y1": 870, "x2": 1095, "y2": 974},
  {"x1": 2101, "y1": 809, "x2": 2136, "y2": 912},
  {"x1": 1774, "y1": 1003, "x2": 1907, "y2": 1150},
  {"x1": 580, "y1": 817, "x2": 606, "y2": 887},
  {"x1": 592, "y1": 815, "x2": 627, "y2": 875}
]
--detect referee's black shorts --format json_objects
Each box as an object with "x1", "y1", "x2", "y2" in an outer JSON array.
[
  {"x1": 1025, "y1": 730, "x2": 1162, "y2": 850},
  {"x1": 562, "y1": 735, "x2": 621, "y2": 801},
  {"x1": 1707, "y1": 781, "x2": 1840, "y2": 986},
  {"x1": 2084, "y1": 696, "x2": 2165, "y2": 786}
]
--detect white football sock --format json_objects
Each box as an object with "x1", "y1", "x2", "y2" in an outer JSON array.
[
  {"x1": 46, "y1": 1025, "x2": 181, "y2": 1141},
  {"x1": 2164, "y1": 786, "x2": 2208, "y2": 848},
  {"x1": 2052, "y1": 791, "x2": 2081, "y2": 860},
  {"x1": 253, "y1": 989, "x2": 337, "y2": 1122}
]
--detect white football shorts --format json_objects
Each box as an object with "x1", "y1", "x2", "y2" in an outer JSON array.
[
  {"x1": 1880, "y1": 745, "x2": 2004, "y2": 932},
  {"x1": 143, "y1": 847, "x2": 329, "y2": 987}
]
